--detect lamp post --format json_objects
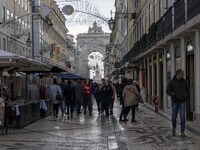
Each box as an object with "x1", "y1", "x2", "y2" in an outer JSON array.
[
  {"x1": 108, "y1": 17, "x2": 115, "y2": 31},
  {"x1": 104, "y1": 44, "x2": 111, "y2": 78},
  {"x1": 26, "y1": 32, "x2": 32, "y2": 48}
]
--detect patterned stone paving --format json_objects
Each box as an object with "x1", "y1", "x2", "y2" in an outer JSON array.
[{"x1": 0, "y1": 101, "x2": 199, "y2": 150}]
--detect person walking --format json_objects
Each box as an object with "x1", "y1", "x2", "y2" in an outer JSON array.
[
  {"x1": 73, "y1": 80, "x2": 84, "y2": 115},
  {"x1": 108, "y1": 81, "x2": 116, "y2": 115},
  {"x1": 100, "y1": 79, "x2": 113, "y2": 117},
  {"x1": 50, "y1": 78, "x2": 62, "y2": 118},
  {"x1": 65, "y1": 80, "x2": 75, "y2": 119},
  {"x1": 122, "y1": 79, "x2": 143, "y2": 123},
  {"x1": 59, "y1": 78, "x2": 67, "y2": 116},
  {"x1": 83, "y1": 79, "x2": 93, "y2": 116},
  {"x1": 94, "y1": 83, "x2": 101, "y2": 115},
  {"x1": 119, "y1": 78, "x2": 127, "y2": 122},
  {"x1": 166, "y1": 69, "x2": 189, "y2": 138}
]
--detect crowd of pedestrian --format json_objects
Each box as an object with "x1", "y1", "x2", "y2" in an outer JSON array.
[
  {"x1": 48, "y1": 77, "x2": 144, "y2": 124},
  {"x1": 48, "y1": 68, "x2": 189, "y2": 138}
]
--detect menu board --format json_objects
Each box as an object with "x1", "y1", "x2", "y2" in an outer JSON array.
[{"x1": 0, "y1": 98, "x2": 5, "y2": 127}]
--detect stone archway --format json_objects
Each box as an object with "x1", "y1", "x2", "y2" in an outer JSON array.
[{"x1": 77, "y1": 22, "x2": 110, "y2": 78}]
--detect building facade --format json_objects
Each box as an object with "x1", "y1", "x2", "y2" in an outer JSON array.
[
  {"x1": 0, "y1": 0, "x2": 32, "y2": 57},
  {"x1": 34, "y1": 0, "x2": 69, "y2": 70},
  {"x1": 0, "y1": 0, "x2": 70, "y2": 71},
  {"x1": 111, "y1": 0, "x2": 200, "y2": 127}
]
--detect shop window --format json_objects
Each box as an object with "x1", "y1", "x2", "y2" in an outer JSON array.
[
  {"x1": 2, "y1": 38, "x2": 6, "y2": 51},
  {"x1": 186, "y1": 41, "x2": 194, "y2": 54},
  {"x1": 166, "y1": 50, "x2": 171, "y2": 109}
]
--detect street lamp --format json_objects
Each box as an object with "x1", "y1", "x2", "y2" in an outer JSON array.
[
  {"x1": 26, "y1": 32, "x2": 32, "y2": 47},
  {"x1": 108, "y1": 17, "x2": 115, "y2": 30},
  {"x1": 108, "y1": 10, "x2": 136, "y2": 32},
  {"x1": 11, "y1": 32, "x2": 32, "y2": 47}
]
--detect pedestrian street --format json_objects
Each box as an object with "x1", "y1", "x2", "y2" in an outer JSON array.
[{"x1": 0, "y1": 101, "x2": 200, "y2": 150}]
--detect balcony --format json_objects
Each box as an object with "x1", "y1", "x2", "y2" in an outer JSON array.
[
  {"x1": 157, "y1": 17, "x2": 164, "y2": 41},
  {"x1": 163, "y1": 7, "x2": 173, "y2": 36},
  {"x1": 174, "y1": 0, "x2": 185, "y2": 29},
  {"x1": 117, "y1": 0, "x2": 200, "y2": 70},
  {"x1": 187, "y1": 0, "x2": 200, "y2": 21}
]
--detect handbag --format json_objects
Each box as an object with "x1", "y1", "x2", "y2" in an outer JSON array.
[{"x1": 56, "y1": 89, "x2": 62, "y2": 101}]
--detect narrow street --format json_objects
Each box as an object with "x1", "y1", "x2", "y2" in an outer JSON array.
[{"x1": 0, "y1": 101, "x2": 200, "y2": 150}]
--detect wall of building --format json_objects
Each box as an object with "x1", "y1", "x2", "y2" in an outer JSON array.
[
  {"x1": 0, "y1": 0, "x2": 32, "y2": 57},
  {"x1": 112, "y1": 0, "x2": 200, "y2": 127}
]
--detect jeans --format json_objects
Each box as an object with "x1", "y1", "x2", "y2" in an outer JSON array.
[
  {"x1": 60, "y1": 97, "x2": 66, "y2": 113},
  {"x1": 76, "y1": 101, "x2": 82, "y2": 114},
  {"x1": 172, "y1": 101, "x2": 186, "y2": 132},
  {"x1": 83, "y1": 96, "x2": 93, "y2": 114}
]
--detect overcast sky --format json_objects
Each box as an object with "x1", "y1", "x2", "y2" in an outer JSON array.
[{"x1": 55, "y1": 0, "x2": 115, "y2": 38}]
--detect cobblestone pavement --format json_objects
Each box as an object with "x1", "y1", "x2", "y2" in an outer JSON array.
[{"x1": 0, "y1": 101, "x2": 200, "y2": 150}]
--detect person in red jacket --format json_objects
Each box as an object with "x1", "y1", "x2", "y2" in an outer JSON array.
[{"x1": 83, "y1": 79, "x2": 93, "y2": 116}]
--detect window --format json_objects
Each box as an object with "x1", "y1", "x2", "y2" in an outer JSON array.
[
  {"x1": 142, "y1": 13, "x2": 145, "y2": 34},
  {"x1": 159, "y1": 0, "x2": 163, "y2": 18},
  {"x1": 166, "y1": 0, "x2": 172, "y2": 9},
  {"x1": 25, "y1": 0, "x2": 27, "y2": 11},
  {"x1": 3, "y1": 38, "x2": 6, "y2": 51},
  {"x1": 2, "y1": 6, "x2": 6, "y2": 24},
  {"x1": 22, "y1": 0, "x2": 24, "y2": 8},
  {"x1": 153, "y1": 0, "x2": 157, "y2": 22},
  {"x1": 149, "y1": 3, "x2": 152, "y2": 25},
  {"x1": 7, "y1": 38, "x2": 11, "y2": 52},
  {"x1": 145, "y1": 9, "x2": 148, "y2": 32},
  {"x1": 7, "y1": 9, "x2": 10, "y2": 20}
]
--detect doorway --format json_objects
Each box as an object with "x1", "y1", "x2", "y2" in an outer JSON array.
[{"x1": 186, "y1": 54, "x2": 194, "y2": 120}]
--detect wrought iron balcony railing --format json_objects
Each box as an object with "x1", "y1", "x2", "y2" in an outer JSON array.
[
  {"x1": 187, "y1": 0, "x2": 200, "y2": 21},
  {"x1": 116, "y1": 0, "x2": 200, "y2": 70},
  {"x1": 174, "y1": 0, "x2": 185, "y2": 29},
  {"x1": 163, "y1": 7, "x2": 173, "y2": 36},
  {"x1": 157, "y1": 17, "x2": 164, "y2": 41}
]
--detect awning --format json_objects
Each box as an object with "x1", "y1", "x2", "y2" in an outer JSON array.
[
  {"x1": 54, "y1": 72, "x2": 84, "y2": 79},
  {"x1": 0, "y1": 49, "x2": 51, "y2": 72},
  {"x1": 50, "y1": 66, "x2": 67, "y2": 73}
]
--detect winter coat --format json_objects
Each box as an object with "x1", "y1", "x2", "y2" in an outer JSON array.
[
  {"x1": 166, "y1": 75, "x2": 188, "y2": 103},
  {"x1": 119, "y1": 83, "x2": 126, "y2": 105},
  {"x1": 100, "y1": 84, "x2": 113, "y2": 104},
  {"x1": 73, "y1": 83, "x2": 84, "y2": 102},
  {"x1": 122, "y1": 84, "x2": 142, "y2": 107},
  {"x1": 83, "y1": 83, "x2": 92, "y2": 97}
]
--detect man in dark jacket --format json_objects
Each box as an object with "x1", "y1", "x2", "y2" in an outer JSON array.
[
  {"x1": 59, "y1": 78, "x2": 67, "y2": 116},
  {"x1": 73, "y1": 80, "x2": 84, "y2": 114},
  {"x1": 166, "y1": 69, "x2": 189, "y2": 138},
  {"x1": 100, "y1": 79, "x2": 113, "y2": 117}
]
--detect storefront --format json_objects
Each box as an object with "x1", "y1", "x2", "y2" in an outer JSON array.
[{"x1": 0, "y1": 50, "x2": 52, "y2": 132}]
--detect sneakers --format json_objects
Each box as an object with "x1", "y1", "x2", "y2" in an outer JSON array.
[
  {"x1": 181, "y1": 132, "x2": 187, "y2": 138},
  {"x1": 172, "y1": 129, "x2": 176, "y2": 136},
  {"x1": 172, "y1": 129, "x2": 186, "y2": 138}
]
